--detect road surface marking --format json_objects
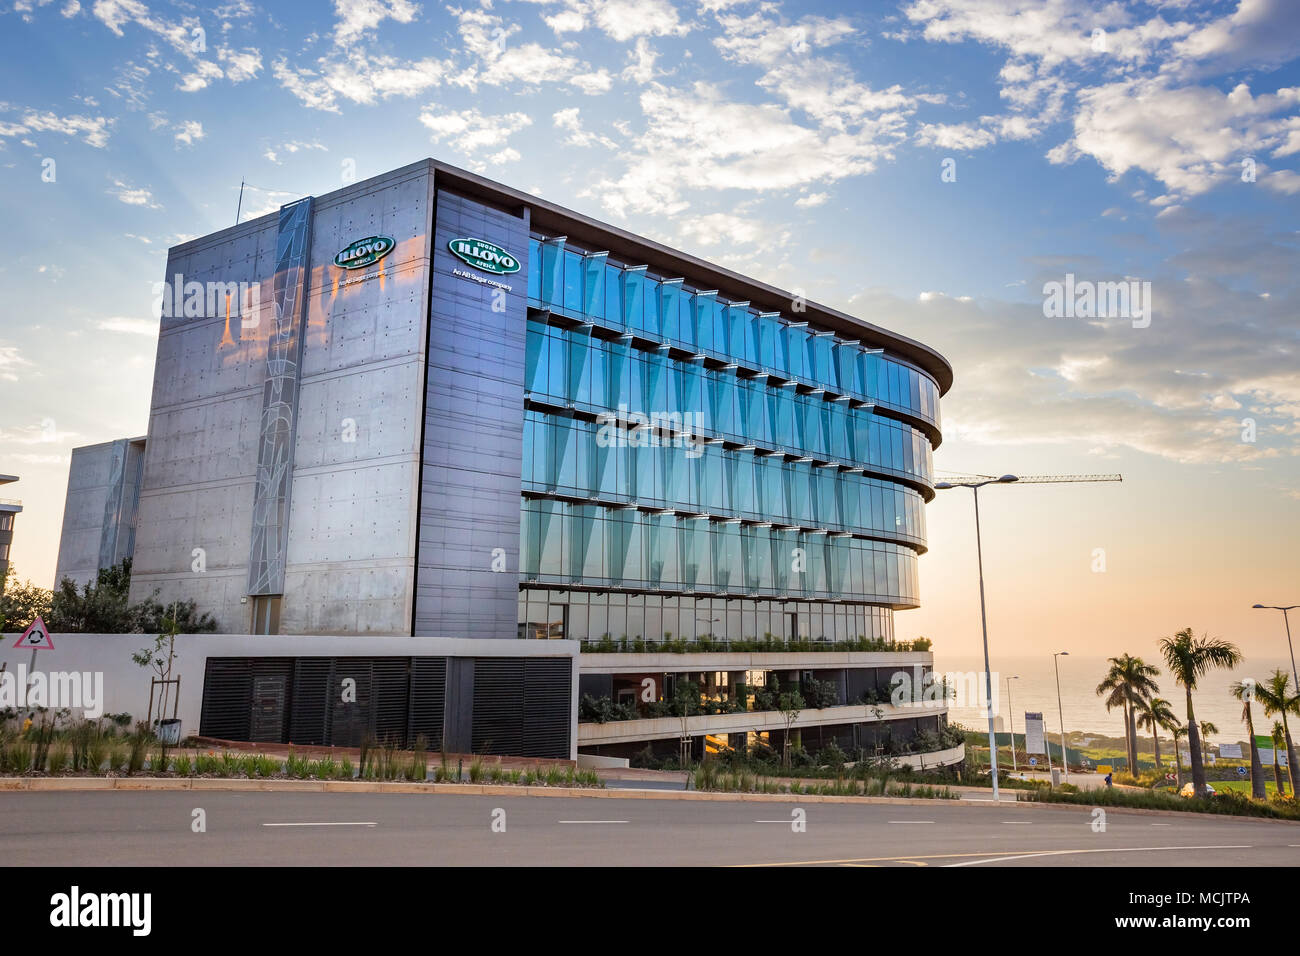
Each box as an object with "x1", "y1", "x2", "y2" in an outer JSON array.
[
  {"x1": 946, "y1": 845, "x2": 1252, "y2": 867},
  {"x1": 262, "y1": 822, "x2": 377, "y2": 827},
  {"x1": 755, "y1": 819, "x2": 796, "y2": 823},
  {"x1": 888, "y1": 820, "x2": 934, "y2": 824},
  {"x1": 1001, "y1": 821, "x2": 1033, "y2": 825},
  {"x1": 1151, "y1": 823, "x2": 1172, "y2": 827},
  {"x1": 557, "y1": 820, "x2": 627, "y2": 824}
]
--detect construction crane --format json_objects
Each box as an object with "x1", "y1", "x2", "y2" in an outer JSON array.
[{"x1": 934, "y1": 473, "x2": 1122, "y2": 484}]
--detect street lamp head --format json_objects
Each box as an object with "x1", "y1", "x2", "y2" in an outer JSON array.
[
  {"x1": 999, "y1": 474, "x2": 1019, "y2": 483},
  {"x1": 934, "y1": 481, "x2": 953, "y2": 490},
  {"x1": 1253, "y1": 604, "x2": 1267, "y2": 609},
  {"x1": 1058, "y1": 651, "x2": 1069, "y2": 656}
]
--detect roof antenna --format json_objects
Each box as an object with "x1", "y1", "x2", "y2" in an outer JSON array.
[{"x1": 235, "y1": 179, "x2": 245, "y2": 225}]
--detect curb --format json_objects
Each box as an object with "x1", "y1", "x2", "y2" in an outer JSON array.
[{"x1": 2, "y1": 776, "x2": 1299, "y2": 821}]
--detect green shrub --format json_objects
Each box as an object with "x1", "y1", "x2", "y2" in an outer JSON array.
[
  {"x1": 173, "y1": 754, "x2": 193, "y2": 776},
  {"x1": 9, "y1": 742, "x2": 33, "y2": 773},
  {"x1": 285, "y1": 749, "x2": 311, "y2": 779},
  {"x1": 46, "y1": 744, "x2": 70, "y2": 774},
  {"x1": 339, "y1": 756, "x2": 354, "y2": 780},
  {"x1": 468, "y1": 758, "x2": 484, "y2": 783},
  {"x1": 127, "y1": 734, "x2": 148, "y2": 775}
]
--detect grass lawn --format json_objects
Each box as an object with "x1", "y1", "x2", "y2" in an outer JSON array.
[{"x1": 1203, "y1": 778, "x2": 1292, "y2": 797}]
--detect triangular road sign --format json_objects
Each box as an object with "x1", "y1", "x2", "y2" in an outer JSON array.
[{"x1": 13, "y1": 616, "x2": 54, "y2": 650}]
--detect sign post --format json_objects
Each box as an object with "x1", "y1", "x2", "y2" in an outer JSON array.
[
  {"x1": 12, "y1": 617, "x2": 54, "y2": 703},
  {"x1": 1024, "y1": 712, "x2": 1049, "y2": 776}
]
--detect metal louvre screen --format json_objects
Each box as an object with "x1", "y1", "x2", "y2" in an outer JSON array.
[
  {"x1": 329, "y1": 660, "x2": 371, "y2": 749},
  {"x1": 523, "y1": 658, "x2": 572, "y2": 758},
  {"x1": 371, "y1": 658, "x2": 410, "y2": 745},
  {"x1": 199, "y1": 658, "x2": 253, "y2": 740},
  {"x1": 289, "y1": 658, "x2": 334, "y2": 745},
  {"x1": 471, "y1": 658, "x2": 526, "y2": 755},
  {"x1": 199, "y1": 654, "x2": 571, "y2": 756},
  {"x1": 408, "y1": 657, "x2": 447, "y2": 750}
]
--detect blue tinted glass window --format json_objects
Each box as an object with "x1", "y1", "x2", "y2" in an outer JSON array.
[
  {"x1": 563, "y1": 249, "x2": 583, "y2": 312},
  {"x1": 622, "y1": 270, "x2": 645, "y2": 332},
  {"x1": 584, "y1": 255, "x2": 606, "y2": 319},
  {"x1": 643, "y1": 276, "x2": 661, "y2": 339}
]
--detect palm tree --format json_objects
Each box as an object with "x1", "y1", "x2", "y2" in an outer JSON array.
[
  {"x1": 1254, "y1": 669, "x2": 1300, "y2": 795},
  {"x1": 1171, "y1": 725, "x2": 1186, "y2": 786},
  {"x1": 1199, "y1": 720, "x2": 1218, "y2": 740},
  {"x1": 1136, "y1": 697, "x2": 1178, "y2": 771},
  {"x1": 1096, "y1": 655, "x2": 1161, "y2": 774},
  {"x1": 1230, "y1": 680, "x2": 1267, "y2": 800},
  {"x1": 1271, "y1": 722, "x2": 1287, "y2": 795},
  {"x1": 1159, "y1": 628, "x2": 1242, "y2": 796}
]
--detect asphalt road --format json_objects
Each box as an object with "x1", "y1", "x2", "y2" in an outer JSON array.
[{"x1": 2, "y1": 791, "x2": 1298, "y2": 866}]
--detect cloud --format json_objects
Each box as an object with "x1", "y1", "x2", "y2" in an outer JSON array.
[
  {"x1": 263, "y1": 140, "x2": 328, "y2": 164},
  {"x1": 0, "y1": 344, "x2": 32, "y2": 382},
  {"x1": 332, "y1": 0, "x2": 418, "y2": 48},
  {"x1": 217, "y1": 46, "x2": 263, "y2": 83},
  {"x1": 1060, "y1": 78, "x2": 1300, "y2": 199},
  {"x1": 675, "y1": 210, "x2": 789, "y2": 252},
  {"x1": 108, "y1": 178, "x2": 160, "y2": 207},
  {"x1": 91, "y1": 0, "x2": 199, "y2": 54},
  {"x1": 176, "y1": 59, "x2": 224, "y2": 92},
  {"x1": 915, "y1": 122, "x2": 997, "y2": 150},
  {"x1": 274, "y1": 52, "x2": 449, "y2": 112},
  {"x1": 419, "y1": 106, "x2": 531, "y2": 164},
  {"x1": 553, "y1": 107, "x2": 618, "y2": 150},
  {"x1": 622, "y1": 37, "x2": 659, "y2": 84},
  {"x1": 570, "y1": 69, "x2": 613, "y2": 95},
  {"x1": 589, "y1": 80, "x2": 908, "y2": 217},
  {"x1": 848, "y1": 219, "x2": 1300, "y2": 466},
  {"x1": 0, "y1": 109, "x2": 113, "y2": 147},
  {"x1": 96, "y1": 317, "x2": 158, "y2": 336},
  {"x1": 448, "y1": 7, "x2": 611, "y2": 94},
  {"x1": 173, "y1": 119, "x2": 204, "y2": 146},
  {"x1": 1168, "y1": 0, "x2": 1300, "y2": 78}
]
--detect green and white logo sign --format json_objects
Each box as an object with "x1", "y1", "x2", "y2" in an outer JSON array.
[
  {"x1": 448, "y1": 237, "x2": 520, "y2": 275},
  {"x1": 334, "y1": 235, "x2": 395, "y2": 270}
]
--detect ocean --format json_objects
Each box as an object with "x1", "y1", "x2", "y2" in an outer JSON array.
[{"x1": 932, "y1": 652, "x2": 1297, "y2": 748}]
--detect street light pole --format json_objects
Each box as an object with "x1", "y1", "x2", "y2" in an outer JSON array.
[
  {"x1": 934, "y1": 474, "x2": 1018, "y2": 802},
  {"x1": 1253, "y1": 605, "x2": 1300, "y2": 696},
  {"x1": 1006, "y1": 675, "x2": 1019, "y2": 772},
  {"x1": 1053, "y1": 651, "x2": 1070, "y2": 783}
]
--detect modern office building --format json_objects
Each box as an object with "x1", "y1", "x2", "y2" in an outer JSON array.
[
  {"x1": 53, "y1": 158, "x2": 958, "y2": 765},
  {"x1": 0, "y1": 475, "x2": 21, "y2": 587},
  {"x1": 54, "y1": 439, "x2": 145, "y2": 588}
]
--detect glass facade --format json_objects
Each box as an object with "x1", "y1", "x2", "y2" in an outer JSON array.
[
  {"x1": 519, "y1": 591, "x2": 894, "y2": 644},
  {"x1": 525, "y1": 237, "x2": 941, "y2": 431},
  {"x1": 524, "y1": 323, "x2": 934, "y2": 484},
  {"x1": 518, "y1": 234, "x2": 944, "y2": 644}
]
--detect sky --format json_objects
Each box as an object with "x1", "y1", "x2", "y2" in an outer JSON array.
[{"x1": 0, "y1": 0, "x2": 1296, "y2": 667}]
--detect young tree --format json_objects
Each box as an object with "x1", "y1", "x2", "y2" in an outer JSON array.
[
  {"x1": 1161, "y1": 628, "x2": 1241, "y2": 796},
  {"x1": 1096, "y1": 654, "x2": 1161, "y2": 773},
  {"x1": 1136, "y1": 696, "x2": 1178, "y2": 770},
  {"x1": 1254, "y1": 669, "x2": 1300, "y2": 796},
  {"x1": 1230, "y1": 680, "x2": 1267, "y2": 801},
  {"x1": 757, "y1": 676, "x2": 805, "y2": 768}
]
